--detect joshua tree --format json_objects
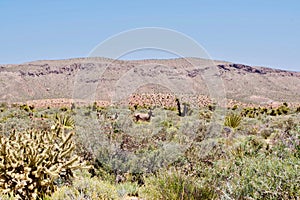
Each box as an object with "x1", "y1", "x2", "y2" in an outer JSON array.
[{"x1": 176, "y1": 98, "x2": 181, "y2": 116}]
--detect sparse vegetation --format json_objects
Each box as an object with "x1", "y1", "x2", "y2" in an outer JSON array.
[
  {"x1": 0, "y1": 102, "x2": 299, "y2": 199},
  {"x1": 140, "y1": 169, "x2": 216, "y2": 200}
]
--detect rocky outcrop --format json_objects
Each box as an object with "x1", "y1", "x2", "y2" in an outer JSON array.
[
  {"x1": 0, "y1": 57, "x2": 299, "y2": 105},
  {"x1": 218, "y1": 63, "x2": 299, "y2": 77},
  {"x1": 19, "y1": 63, "x2": 83, "y2": 77}
]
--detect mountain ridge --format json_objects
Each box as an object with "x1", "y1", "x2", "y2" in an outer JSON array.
[{"x1": 0, "y1": 57, "x2": 299, "y2": 107}]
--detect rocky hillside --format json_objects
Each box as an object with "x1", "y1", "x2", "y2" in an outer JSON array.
[{"x1": 0, "y1": 57, "x2": 299, "y2": 107}]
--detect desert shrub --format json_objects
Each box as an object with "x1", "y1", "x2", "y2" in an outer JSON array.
[
  {"x1": 45, "y1": 186, "x2": 79, "y2": 200},
  {"x1": 269, "y1": 109, "x2": 277, "y2": 116},
  {"x1": 247, "y1": 126, "x2": 259, "y2": 135},
  {"x1": 194, "y1": 133, "x2": 300, "y2": 199},
  {"x1": 59, "y1": 107, "x2": 68, "y2": 112},
  {"x1": 144, "y1": 134, "x2": 300, "y2": 199},
  {"x1": 19, "y1": 104, "x2": 31, "y2": 112},
  {"x1": 74, "y1": 107, "x2": 191, "y2": 175},
  {"x1": 224, "y1": 113, "x2": 242, "y2": 129},
  {"x1": 116, "y1": 181, "x2": 139, "y2": 198},
  {"x1": 0, "y1": 115, "x2": 88, "y2": 199},
  {"x1": 230, "y1": 136, "x2": 266, "y2": 158},
  {"x1": 161, "y1": 119, "x2": 174, "y2": 129},
  {"x1": 295, "y1": 136, "x2": 300, "y2": 158},
  {"x1": 0, "y1": 111, "x2": 32, "y2": 136},
  {"x1": 277, "y1": 104, "x2": 290, "y2": 115},
  {"x1": 0, "y1": 103, "x2": 7, "y2": 113},
  {"x1": 260, "y1": 128, "x2": 273, "y2": 139},
  {"x1": 199, "y1": 110, "x2": 212, "y2": 121},
  {"x1": 0, "y1": 193, "x2": 19, "y2": 200},
  {"x1": 183, "y1": 138, "x2": 225, "y2": 168},
  {"x1": 207, "y1": 153, "x2": 300, "y2": 199},
  {"x1": 276, "y1": 120, "x2": 300, "y2": 155},
  {"x1": 241, "y1": 107, "x2": 256, "y2": 118},
  {"x1": 164, "y1": 106, "x2": 177, "y2": 111},
  {"x1": 242, "y1": 107, "x2": 281, "y2": 118},
  {"x1": 232, "y1": 104, "x2": 238, "y2": 110},
  {"x1": 208, "y1": 104, "x2": 216, "y2": 111},
  {"x1": 260, "y1": 107, "x2": 268, "y2": 115},
  {"x1": 50, "y1": 171, "x2": 118, "y2": 200},
  {"x1": 0, "y1": 102, "x2": 7, "y2": 108},
  {"x1": 140, "y1": 169, "x2": 216, "y2": 200}
]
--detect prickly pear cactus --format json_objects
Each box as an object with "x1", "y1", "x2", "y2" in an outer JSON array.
[{"x1": 0, "y1": 115, "x2": 87, "y2": 199}]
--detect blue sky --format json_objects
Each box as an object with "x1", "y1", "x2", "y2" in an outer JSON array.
[{"x1": 0, "y1": 0, "x2": 299, "y2": 71}]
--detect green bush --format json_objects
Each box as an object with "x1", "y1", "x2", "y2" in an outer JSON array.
[
  {"x1": 269, "y1": 109, "x2": 277, "y2": 116},
  {"x1": 116, "y1": 181, "x2": 139, "y2": 198},
  {"x1": 207, "y1": 153, "x2": 300, "y2": 199},
  {"x1": 0, "y1": 103, "x2": 7, "y2": 113},
  {"x1": 140, "y1": 169, "x2": 216, "y2": 200},
  {"x1": 51, "y1": 172, "x2": 118, "y2": 200},
  {"x1": 277, "y1": 104, "x2": 289, "y2": 115},
  {"x1": 232, "y1": 105, "x2": 238, "y2": 110},
  {"x1": 19, "y1": 104, "x2": 31, "y2": 112},
  {"x1": 50, "y1": 182, "x2": 118, "y2": 200}
]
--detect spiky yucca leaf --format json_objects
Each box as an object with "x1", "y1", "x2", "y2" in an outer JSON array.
[
  {"x1": 224, "y1": 113, "x2": 242, "y2": 129},
  {"x1": 55, "y1": 113, "x2": 75, "y2": 130}
]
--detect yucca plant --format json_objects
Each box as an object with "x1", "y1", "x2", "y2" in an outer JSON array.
[
  {"x1": 53, "y1": 113, "x2": 75, "y2": 130},
  {"x1": 224, "y1": 113, "x2": 242, "y2": 129}
]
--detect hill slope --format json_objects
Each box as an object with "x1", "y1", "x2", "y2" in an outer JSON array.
[{"x1": 0, "y1": 57, "x2": 299, "y2": 106}]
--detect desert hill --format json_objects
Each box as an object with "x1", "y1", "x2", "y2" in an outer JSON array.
[{"x1": 0, "y1": 57, "x2": 299, "y2": 107}]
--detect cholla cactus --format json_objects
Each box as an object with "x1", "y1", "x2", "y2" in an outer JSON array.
[{"x1": 0, "y1": 115, "x2": 88, "y2": 199}]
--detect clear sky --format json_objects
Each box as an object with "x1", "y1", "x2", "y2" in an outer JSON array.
[{"x1": 0, "y1": 0, "x2": 299, "y2": 71}]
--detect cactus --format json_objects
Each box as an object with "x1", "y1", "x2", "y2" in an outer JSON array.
[{"x1": 0, "y1": 115, "x2": 88, "y2": 199}]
